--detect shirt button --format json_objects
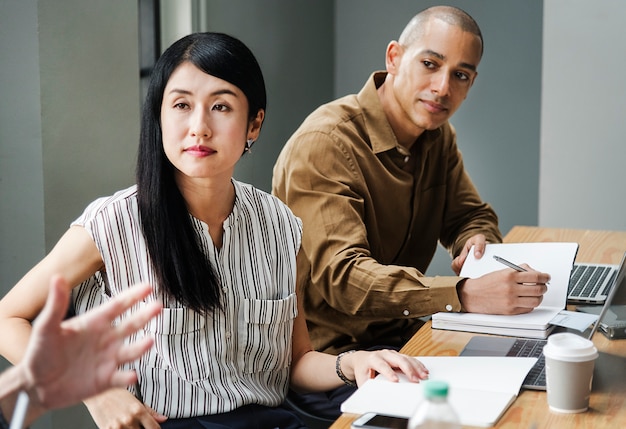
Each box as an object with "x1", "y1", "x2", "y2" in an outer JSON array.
[
  {"x1": 403, "y1": 309, "x2": 410, "y2": 316},
  {"x1": 445, "y1": 304, "x2": 453, "y2": 312}
]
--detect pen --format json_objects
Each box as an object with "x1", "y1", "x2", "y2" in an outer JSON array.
[{"x1": 493, "y1": 255, "x2": 527, "y2": 272}]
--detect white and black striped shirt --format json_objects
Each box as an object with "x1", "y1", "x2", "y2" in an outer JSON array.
[{"x1": 71, "y1": 180, "x2": 302, "y2": 418}]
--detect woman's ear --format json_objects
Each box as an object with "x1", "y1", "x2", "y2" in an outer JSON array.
[{"x1": 247, "y1": 109, "x2": 265, "y2": 141}]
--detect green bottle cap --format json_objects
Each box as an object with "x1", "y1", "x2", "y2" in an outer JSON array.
[{"x1": 422, "y1": 380, "x2": 449, "y2": 398}]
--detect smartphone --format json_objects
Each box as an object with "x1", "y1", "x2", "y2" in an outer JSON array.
[{"x1": 351, "y1": 412, "x2": 409, "y2": 429}]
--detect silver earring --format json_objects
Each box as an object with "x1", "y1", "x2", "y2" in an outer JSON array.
[{"x1": 244, "y1": 139, "x2": 254, "y2": 153}]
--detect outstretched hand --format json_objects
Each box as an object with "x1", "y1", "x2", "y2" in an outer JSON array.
[{"x1": 20, "y1": 275, "x2": 162, "y2": 412}]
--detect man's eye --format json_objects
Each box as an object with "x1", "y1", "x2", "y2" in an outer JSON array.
[
  {"x1": 423, "y1": 60, "x2": 435, "y2": 68},
  {"x1": 455, "y1": 72, "x2": 470, "y2": 81}
]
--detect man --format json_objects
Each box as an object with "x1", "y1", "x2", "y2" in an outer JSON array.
[
  {"x1": 0, "y1": 276, "x2": 161, "y2": 428},
  {"x1": 273, "y1": 5, "x2": 550, "y2": 357}
]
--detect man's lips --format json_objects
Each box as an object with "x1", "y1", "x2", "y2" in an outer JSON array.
[{"x1": 421, "y1": 99, "x2": 448, "y2": 114}]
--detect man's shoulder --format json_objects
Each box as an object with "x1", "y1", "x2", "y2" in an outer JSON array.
[{"x1": 294, "y1": 93, "x2": 363, "y2": 135}]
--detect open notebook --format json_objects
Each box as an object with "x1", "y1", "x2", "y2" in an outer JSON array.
[
  {"x1": 341, "y1": 356, "x2": 537, "y2": 427},
  {"x1": 432, "y1": 242, "x2": 579, "y2": 339},
  {"x1": 460, "y1": 251, "x2": 626, "y2": 390}
]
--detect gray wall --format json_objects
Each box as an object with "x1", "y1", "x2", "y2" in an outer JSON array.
[
  {"x1": 540, "y1": 0, "x2": 626, "y2": 230},
  {"x1": 0, "y1": 1, "x2": 48, "y2": 426},
  {"x1": 1, "y1": 1, "x2": 140, "y2": 428},
  {"x1": 0, "y1": 0, "x2": 46, "y2": 307}
]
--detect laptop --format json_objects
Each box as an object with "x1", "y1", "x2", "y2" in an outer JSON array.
[
  {"x1": 577, "y1": 262, "x2": 626, "y2": 339},
  {"x1": 568, "y1": 261, "x2": 620, "y2": 304},
  {"x1": 460, "y1": 251, "x2": 626, "y2": 391}
]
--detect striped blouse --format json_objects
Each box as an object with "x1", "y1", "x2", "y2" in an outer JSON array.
[{"x1": 71, "y1": 180, "x2": 302, "y2": 418}]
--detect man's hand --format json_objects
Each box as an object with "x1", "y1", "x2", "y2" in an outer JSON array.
[
  {"x1": 457, "y1": 265, "x2": 550, "y2": 314},
  {"x1": 451, "y1": 234, "x2": 488, "y2": 275}
]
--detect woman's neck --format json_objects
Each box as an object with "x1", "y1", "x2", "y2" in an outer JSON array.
[{"x1": 175, "y1": 175, "x2": 235, "y2": 247}]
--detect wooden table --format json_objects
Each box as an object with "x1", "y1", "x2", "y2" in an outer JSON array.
[{"x1": 330, "y1": 226, "x2": 626, "y2": 429}]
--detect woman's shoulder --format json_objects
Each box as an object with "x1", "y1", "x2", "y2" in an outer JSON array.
[
  {"x1": 73, "y1": 185, "x2": 138, "y2": 225},
  {"x1": 233, "y1": 180, "x2": 301, "y2": 224}
]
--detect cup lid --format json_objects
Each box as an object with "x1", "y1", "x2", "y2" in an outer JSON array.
[{"x1": 543, "y1": 332, "x2": 599, "y2": 362}]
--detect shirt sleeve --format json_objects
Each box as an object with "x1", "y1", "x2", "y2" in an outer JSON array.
[{"x1": 273, "y1": 130, "x2": 463, "y2": 318}]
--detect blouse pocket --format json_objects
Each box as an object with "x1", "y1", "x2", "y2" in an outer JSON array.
[
  {"x1": 239, "y1": 293, "x2": 298, "y2": 374},
  {"x1": 144, "y1": 307, "x2": 210, "y2": 382}
]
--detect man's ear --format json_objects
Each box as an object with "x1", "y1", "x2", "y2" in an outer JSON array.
[{"x1": 385, "y1": 41, "x2": 403, "y2": 75}]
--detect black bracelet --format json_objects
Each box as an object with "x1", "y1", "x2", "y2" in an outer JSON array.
[
  {"x1": 0, "y1": 405, "x2": 10, "y2": 429},
  {"x1": 335, "y1": 350, "x2": 357, "y2": 387}
]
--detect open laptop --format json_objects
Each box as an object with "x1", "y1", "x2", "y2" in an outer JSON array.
[
  {"x1": 460, "y1": 251, "x2": 626, "y2": 390},
  {"x1": 577, "y1": 261, "x2": 626, "y2": 339},
  {"x1": 568, "y1": 260, "x2": 620, "y2": 304}
]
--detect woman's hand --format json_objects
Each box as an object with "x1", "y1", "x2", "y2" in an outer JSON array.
[
  {"x1": 341, "y1": 349, "x2": 429, "y2": 387},
  {"x1": 85, "y1": 388, "x2": 168, "y2": 429}
]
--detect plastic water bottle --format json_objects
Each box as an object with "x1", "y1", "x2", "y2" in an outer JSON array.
[{"x1": 408, "y1": 380, "x2": 461, "y2": 429}]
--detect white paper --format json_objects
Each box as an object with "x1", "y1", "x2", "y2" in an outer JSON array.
[
  {"x1": 460, "y1": 242, "x2": 578, "y2": 308},
  {"x1": 341, "y1": 356, "x2": 538, "y2": 427},
  {"x1": 550, "y1": 309, "x2": 598, "y2": 331}
]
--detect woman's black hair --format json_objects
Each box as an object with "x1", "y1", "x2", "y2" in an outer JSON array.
[{"x1": 136, "y1": 32, "x2": 266, "y2": 313}]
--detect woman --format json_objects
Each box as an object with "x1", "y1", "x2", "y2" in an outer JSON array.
[{"x1": 0, "y1": 32, "x2": 428, "y2": 428}]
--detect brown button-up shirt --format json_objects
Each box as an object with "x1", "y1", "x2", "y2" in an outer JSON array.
[{"x1": 272, "y1": 72, "x2": 502, "y2": 353}]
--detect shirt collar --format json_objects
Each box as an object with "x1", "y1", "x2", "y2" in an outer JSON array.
[{"x1": 356, "y1": 71, "x2": 442, "y2": 155}]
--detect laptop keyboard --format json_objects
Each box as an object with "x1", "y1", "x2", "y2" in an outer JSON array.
[
  {"x1": 506, "y1": 338, "x2": 547, "y2": 388},
  {"x1": 568, "y1": 264, "x2": 616, "y2": 300}
]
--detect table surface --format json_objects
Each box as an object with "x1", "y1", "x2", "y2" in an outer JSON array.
[{"x1": 330, "y1": 226, "x2": 626, "y2": 429}]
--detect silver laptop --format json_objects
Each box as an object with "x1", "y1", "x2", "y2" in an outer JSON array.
[
  {"x1": 568, "y1": 261, "x2": 620, "y2": 304},
  {"x1": 460, "y1": 252, "x2": 626, "y2": 390}
]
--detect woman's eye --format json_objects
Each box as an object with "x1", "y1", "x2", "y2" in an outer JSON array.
[
  {"x1": 212, "y1": 104, "x2": 227, "y2": 112},
  {"x1": 173, "y1": 102, "x2": 188, "y2": 109}
]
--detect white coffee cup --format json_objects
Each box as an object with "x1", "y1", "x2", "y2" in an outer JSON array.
[{"x1": 543, "y1": 332, "x2": 599, "y2": 413}]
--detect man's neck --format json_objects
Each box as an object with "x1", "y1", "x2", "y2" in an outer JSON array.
[{"x1": 376, "y1": 78, "x2": 425, "y2": 150}]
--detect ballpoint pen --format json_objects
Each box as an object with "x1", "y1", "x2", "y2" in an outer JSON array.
[{"x1": 493, "y1": 255, "x2": 527, "y2": 272}]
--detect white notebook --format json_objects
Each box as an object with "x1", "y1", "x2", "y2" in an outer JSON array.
[
  {"x1": 341, "y1": 356, "x2": 537, "y2": 427},
  {"x1": 431, "y1": 242, "x2": 578, "y2": 339}
]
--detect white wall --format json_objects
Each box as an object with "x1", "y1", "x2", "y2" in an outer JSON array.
[{"x1": 540, "y1": 0, "x2": 626, "y2": 230}]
